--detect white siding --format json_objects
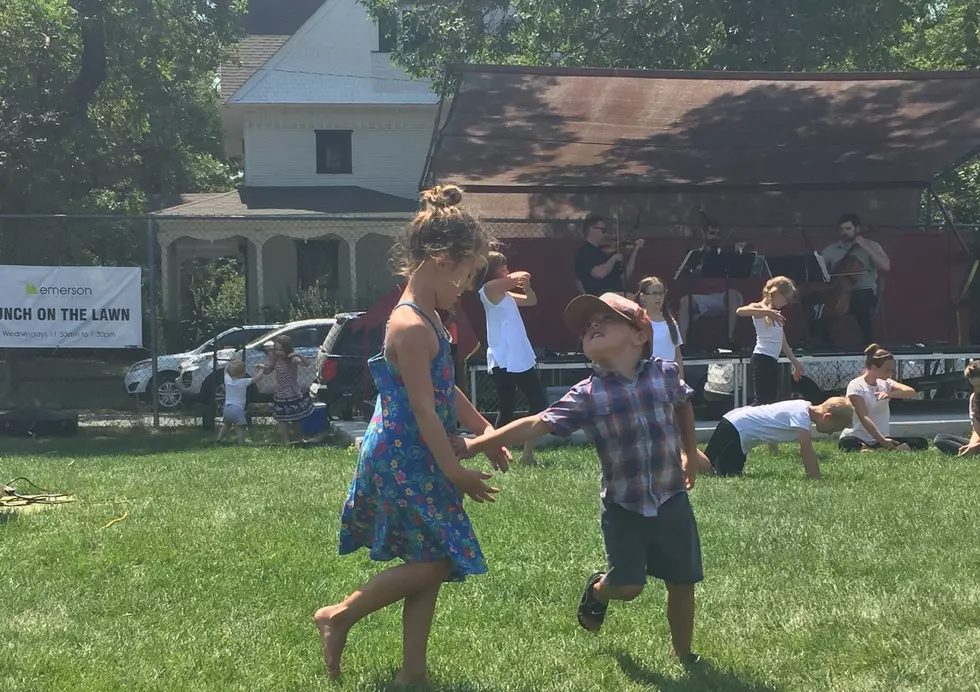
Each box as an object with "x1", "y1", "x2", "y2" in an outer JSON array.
[
  {"x1": 231, "y1": 0, "x2": 435, "y2": 105},
  {"x1": 243, "y1": 106, "x2": 435, "y2": 197}
]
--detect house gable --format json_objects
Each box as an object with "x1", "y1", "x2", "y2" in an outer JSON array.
[
  {"x1": 220, "y1": 0, "x2": 326, "y2": 103},
  {"x1": 229, "y1": 0, "x2": 436, "y2": 106}
]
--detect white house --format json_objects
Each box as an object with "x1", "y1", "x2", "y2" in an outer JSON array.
[{"x1": 155, "y1": 0, "x2": 438, "y2": 322}]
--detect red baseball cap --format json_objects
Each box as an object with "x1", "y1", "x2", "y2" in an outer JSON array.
[{"x1": 564, "y1": 293, "x2": 653, "y2": 359}]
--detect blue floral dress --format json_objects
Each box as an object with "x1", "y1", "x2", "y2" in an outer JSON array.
[{"x1": 338, "y1": 302, "x2": 487, "y2": 582}]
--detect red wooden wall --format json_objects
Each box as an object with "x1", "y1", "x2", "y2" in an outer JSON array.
[{"x1": 459, "y1": 229, "x2": 971, "y2": 354}]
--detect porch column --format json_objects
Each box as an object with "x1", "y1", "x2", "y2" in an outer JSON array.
[
  {"x1": 159, "y1": 240, "x2": 171, "y2": 320},
  {"x1": 255, "y1": 238, "x2": 266, "y2": 318},
  {"x1": 348, "y1": 234, "x2": 359, "y2": 308}
]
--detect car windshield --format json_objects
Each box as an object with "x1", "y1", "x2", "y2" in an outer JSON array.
[
  {"x1": 245, "y1": 323, "x2": 332, "y2": 350},
  {"x1": 190, "y1": 338, "x2": 214, "y2": 355},
  {"x1": 191, "y1": 327, "x2": 274, "y2": 355}
]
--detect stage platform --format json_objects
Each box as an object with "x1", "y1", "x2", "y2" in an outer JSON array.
[
  {"x1": 466, "y1": 347, "x2": 979, "y2": 417},
  {"x1": 332, "y1": 410, "x2": 972, "y2": 451}
]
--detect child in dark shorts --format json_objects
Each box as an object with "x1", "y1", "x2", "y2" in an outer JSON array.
[{"x1": 460, "y1": 292, "x2": 712, "y2": 664}]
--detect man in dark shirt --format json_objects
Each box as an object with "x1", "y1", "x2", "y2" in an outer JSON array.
[
  {"x1": 574, "y1": 214, "x2": 644, "y2": 296},
  {"x1": 676, "y1": 222, "x2": 744, "y2": 343}
]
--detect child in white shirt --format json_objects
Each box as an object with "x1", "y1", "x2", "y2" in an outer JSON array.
[
  {"x1": 705, "y1": 397, "x2": 852, "y2": 479},
  {"x1": 217, "y1": 358, "x2": 265, "y2": 445}
]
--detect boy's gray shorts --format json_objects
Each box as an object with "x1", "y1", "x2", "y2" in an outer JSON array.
[{"x1": 222, "y1": 405, "x2": 247, "y2": 427}]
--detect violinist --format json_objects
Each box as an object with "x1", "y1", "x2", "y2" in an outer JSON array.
[
  {"x1": 809, "y1": 213, "x2": 890, "y2": 346},
  {"x1": 573, "y1": 213, "x2": 644, "y2": 296}
]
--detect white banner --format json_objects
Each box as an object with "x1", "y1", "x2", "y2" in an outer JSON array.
[{"x1": 0, "y1": 265, "x2": 143, "y2": 349}]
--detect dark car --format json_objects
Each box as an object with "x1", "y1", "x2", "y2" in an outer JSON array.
[{"x1": 314, "y1": 312, "x2": 384, "y2": 420}]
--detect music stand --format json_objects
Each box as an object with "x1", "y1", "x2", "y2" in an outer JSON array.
[
  {"x1": 673, "y1": 250, "x2": 703, "y2": 280},
  {"x1": 764, "y1": 251, "x2": 831, "y2": 285},
  {"x1": 700, "y1": 249, "x2": 759, "y2": 280},
  {"x1": 674, "y1": 249, "x2": 759, "y2": 351}
]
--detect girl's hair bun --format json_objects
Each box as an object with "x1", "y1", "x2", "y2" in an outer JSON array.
[{"x1": 422, "y1": 184, "x2": 464, "y2": 209}]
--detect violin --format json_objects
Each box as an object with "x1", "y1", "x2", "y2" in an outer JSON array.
[{"x1": 598, "y1": 211, "x2": 644, "y2": 256}]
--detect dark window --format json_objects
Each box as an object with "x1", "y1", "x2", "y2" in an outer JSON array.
[
  {"x1": 322, "y1": 316, "x2": 381, "y2": 355},
  {"x1": 378, "y1": 12, "x2": 398, "y2": 52},
  {"x1": 216, "y1": 330, "x2": 256, "y2": 350},
  {"x1": 315, "y1": 130, "x2": 352, "y2": 175},
  {"x1": 288, "y1": 327, "x2": 327, "y2": 349},
  {"x1": 297, "y1": 239, "x2": 340, "y2": 290}
]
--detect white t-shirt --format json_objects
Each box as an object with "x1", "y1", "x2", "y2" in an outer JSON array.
[
  {"x1": 479, "y1": 286, "x2": 537, "y2": 373},
  {"x1": 224, "y1": 372, "x2": 253, "y2": 409},
  {"x1": 752, "y1": 316, "x2": 784, "y2": 358},
  {"x1": 724, "y1": 400, "x2": 812, "y2": 454},
  {"x1": 650, "y1": 319, "x2": 682, "y2": 362},
  {"x1": 841, "y1": 376, "x2": 894, "y2": 444}
]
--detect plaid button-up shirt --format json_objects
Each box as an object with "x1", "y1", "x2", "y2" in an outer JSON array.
[{"x1": 541, "y1": 358, "x2": 694, "y2": 517}]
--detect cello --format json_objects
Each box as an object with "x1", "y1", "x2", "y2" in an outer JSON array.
[
  {"x1": 824, "y1": 226, "x2": 877, "y2": 318},
  {"x1": 804, "y1": 226, "x2": 874, "y2": 319}
]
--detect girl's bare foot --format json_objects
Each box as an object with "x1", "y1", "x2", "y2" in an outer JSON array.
[{"x1": 313, "y1": 605, "x2": 349, "y2": 680}]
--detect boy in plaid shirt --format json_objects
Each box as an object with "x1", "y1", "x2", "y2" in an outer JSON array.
[{"x1": 460, "y1": 292, "x2": 710, "y2": 664}]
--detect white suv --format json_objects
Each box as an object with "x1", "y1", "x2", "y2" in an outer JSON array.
[
  {"x1": 124, "y1": 324, "x2": 280, "y2": 408},
  {"x1": 177, "y1": 319, "x2": 336, "y2": 409}
]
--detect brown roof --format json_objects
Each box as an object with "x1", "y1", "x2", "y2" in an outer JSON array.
[
  {"x1": 220, "y1": 0, "x2": 326, "y2": 102},
  {"x1": 428, "y1": 65, "x2": 980, "y2": 191},
  {"x1": 153, "y1": 186, "x2": 418, "y2": 217},
  {"x1": 221, "y1": 35, "x2": 290, "y2": 102}
]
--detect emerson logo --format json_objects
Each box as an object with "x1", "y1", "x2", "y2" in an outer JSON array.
[{"x1": 25, "y1": 281, "x2": 93, "y2": 297}]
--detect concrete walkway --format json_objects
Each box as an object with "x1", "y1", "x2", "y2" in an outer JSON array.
[{"x1": 331, "y1": 411, "x2": 972, "y2": 450}]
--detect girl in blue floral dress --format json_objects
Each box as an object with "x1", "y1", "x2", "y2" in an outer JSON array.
[{"x1": 314, "y1": 185, "x2": 512, "y2": 686}]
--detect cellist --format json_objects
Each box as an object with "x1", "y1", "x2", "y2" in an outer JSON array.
[
  {"x1": 808, "y1": 213, "x2": 890, "y2": 346},
  {"x1": 573, "y1": 213, "x2": 644, "y2": 296}
]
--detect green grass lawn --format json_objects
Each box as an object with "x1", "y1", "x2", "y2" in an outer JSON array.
[{"x1": 2, "y1": 433, "x2": 980, "y2": 691}]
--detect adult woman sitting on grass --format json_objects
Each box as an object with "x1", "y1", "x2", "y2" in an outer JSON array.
[
  {"x1": 934, "y1": 361, "x2": 980, "y2": 456},
  {"x1": 838, "y1": 344, "x2": 927, "y2": 452}
]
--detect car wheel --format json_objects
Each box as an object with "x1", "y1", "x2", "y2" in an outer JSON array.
[
  {"x1": 204, "y1": 374, "x2": 225, "y2": 415},
  {"x1": 156, "y1": 372, "x2": 182, "y2": 409},
  {"x1": 212, "y1": 382, "x2": 226, "y2": 414}
]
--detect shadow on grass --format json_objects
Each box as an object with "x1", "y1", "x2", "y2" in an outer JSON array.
[
  {"x1": 363, "y1": 670, "x2": 533, "y2": 692},
  {"x1": 1, "y1": 431, "x2": 214, "y2": 459},
  {"x1": 616, "y1": 651, "x2": 781, "y2": 692}
]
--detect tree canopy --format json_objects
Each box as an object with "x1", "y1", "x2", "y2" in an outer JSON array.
[
  {"x1": 366, "y1": 0, "x2": 980, "y2": 222},
  {"x1": 365, "y1": 0, "x2": 980, "y2": 81},
  {"x1": 0, "y1": 0, "x2": 245, "y2": 215}
]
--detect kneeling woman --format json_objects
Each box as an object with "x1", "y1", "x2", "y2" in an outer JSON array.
[{"x1": 839, "y1": 344, "x2": 927, "y2": 452}]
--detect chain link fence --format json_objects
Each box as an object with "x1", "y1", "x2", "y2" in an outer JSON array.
[{"x1": 0, "y1": 214, "x2": 977, "y2": 433}]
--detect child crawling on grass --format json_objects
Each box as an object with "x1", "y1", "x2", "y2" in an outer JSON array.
[
  {"x1": 704, "y1": 397, "x2": 852, "y2": 480},
  {"x1": 459, "y1": 292, "x2": 712, "y2": 664}
]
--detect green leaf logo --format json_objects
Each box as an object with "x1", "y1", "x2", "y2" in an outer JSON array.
[{"x1": 25, "y1": 282, "x2": 39, "y2": 295}]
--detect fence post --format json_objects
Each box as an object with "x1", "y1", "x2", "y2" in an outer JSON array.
[{"x1": 147, "y1": 216, "x2": 161, "y2": 429}]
